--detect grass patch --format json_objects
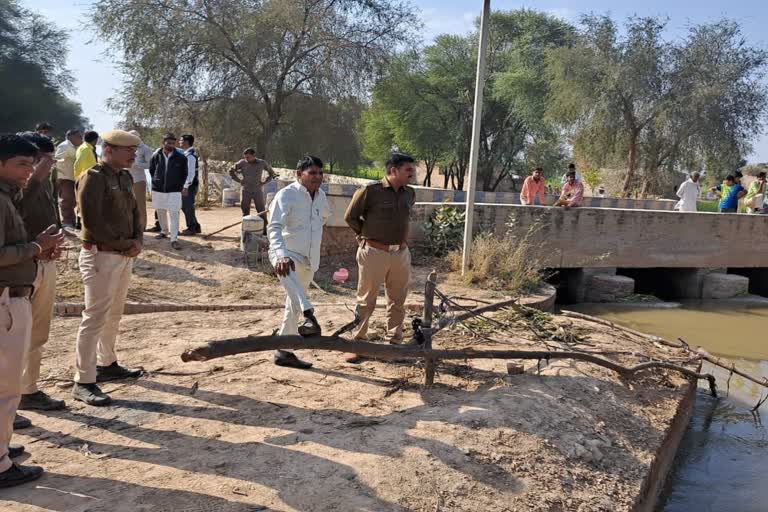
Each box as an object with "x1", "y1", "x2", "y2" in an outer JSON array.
[
  {"x1": 447, "y1": 231, "x2": 543, "y2": 296},
  {"x1": 697, "y1": 200, "x2": 719, "y2": 212}
]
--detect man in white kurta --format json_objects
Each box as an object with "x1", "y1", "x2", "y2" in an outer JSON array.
[
  {"x1": 268, "y1": 155, "x2": 331, "y2": 369},
  {"x1": 676, "y1": 172, "x2": 701, "y2": 212}
]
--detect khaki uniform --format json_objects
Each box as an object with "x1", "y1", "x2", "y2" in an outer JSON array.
[
  {"x1": 17, "y1": 176, "x2": 60, "y2": 394},
  {"x1": 74, "y1": 163, "x2": 142, "y2": 383},
  {"x1": 0, "y1": 178, "x2": 38, "y2": 473},
  {"x1": 344, "y1": 178, "x2": 415, "y2": 340}
]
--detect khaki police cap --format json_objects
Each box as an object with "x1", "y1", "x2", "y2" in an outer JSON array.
[{"x1": 102, "y1": 129, "x2": 141, "y2": 147}]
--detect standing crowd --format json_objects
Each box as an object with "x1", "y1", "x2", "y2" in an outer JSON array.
[{"x1": 1, "y1": 122, "x2": 420, "y2": 489}]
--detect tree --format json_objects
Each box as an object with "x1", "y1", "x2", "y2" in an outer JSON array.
[
  {"x1": 0, "y1": 0, "x2": 87, "y2": 135},
  {"x1": 548, "y1": 16, "x2": 768, "y2": 197},
  {"x1": 361, "y1": 10, "x2": 574, "y2": 191},
  {"x1": 95, "y1": 0, "x2": 415, "y2": 158}
]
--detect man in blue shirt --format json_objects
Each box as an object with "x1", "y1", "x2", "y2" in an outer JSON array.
[{"x1": 713, "y1": 174, "x2": 746, "y2": 213}]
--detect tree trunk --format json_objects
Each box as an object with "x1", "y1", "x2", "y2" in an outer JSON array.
[
  {"x1": 422, "y1": 159, "x2": 435, "y2": 187},
  {"x1": 621, "y1": 131, "x2": 639, "y2": 197},
  {"x1": 201, "y1": 151, "x2": 209, "y2": 204}
]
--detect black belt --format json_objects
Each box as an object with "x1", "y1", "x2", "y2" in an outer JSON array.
[{"x1": 0, "y1": 286, "x2": 33, "y2": 298}]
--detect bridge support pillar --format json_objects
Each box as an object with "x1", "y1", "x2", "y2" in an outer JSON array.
[{"x1": 559, "y1": 268, "x2": 635, "y2": 303}]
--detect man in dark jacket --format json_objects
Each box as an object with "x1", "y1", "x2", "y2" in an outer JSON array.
[{"x1": 149, "y1": 133, "x2": 190, "y2": 250}]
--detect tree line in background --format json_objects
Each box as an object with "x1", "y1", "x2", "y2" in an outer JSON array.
[
  {"x1": 4, "y1": 1, "x2": 767, "y2": 198},
  {"x1": 0, "y1": 0, "x2": 88, "y2": 136}
]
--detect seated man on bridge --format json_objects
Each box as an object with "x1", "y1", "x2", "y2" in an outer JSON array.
[
  {"x1": 520, "y1": 167, "x2": 546, "y2": 206},
  {"x1": 554, "y1": 170, "x2": 583, "y2": 209}
]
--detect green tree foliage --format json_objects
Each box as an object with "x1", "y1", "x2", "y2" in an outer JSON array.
[
  {"x1": 95, "y1": 0, "x2": 414, "y2": 158},
  {"x1": 0, "y1": 0, "x2": 87, "y2": 135},
  {"x1": 362, "y1": 10, "x2": 574, "y2": 191},
  {"x1": 547, "y1": 16, "x2": 768, "y2": 197}
]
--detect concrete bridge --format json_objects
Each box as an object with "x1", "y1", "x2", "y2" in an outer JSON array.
[{"x1": 411, "y1": 203, "x2": 768, "y2": 303}]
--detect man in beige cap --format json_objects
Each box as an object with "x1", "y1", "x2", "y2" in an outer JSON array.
[{"x1": 72, "y1": 129, "x2": 144, "y2": 406}]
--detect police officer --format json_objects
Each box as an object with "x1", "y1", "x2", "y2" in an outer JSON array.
[
  {"x1": 343, "y1": 152, "x2": 416, "y2": 362},
  {"x1": 16, "y1": 133, "x2": 67, "y2": 414},
  {"x1": 71, "y1": 130, "x2": 144, "y2": 407},
  {"x1": 0, "y1": 134, "x2": 64, "y2": 488}
]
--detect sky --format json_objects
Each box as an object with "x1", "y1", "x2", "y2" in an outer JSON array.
[{"x1": 27, "y1": 0, "x2": 768, "y2": 163}]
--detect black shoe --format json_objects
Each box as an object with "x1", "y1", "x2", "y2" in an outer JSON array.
[
  {"x1": 8, "y1": 444, "x2": 24, "y2": 459},
  {"x1": 72, "y1": 383, "x2": 112, "y2": 406},
  {"x1": 298, "y1": 309, "x2": 321, "y2": 337},
  {"x1": 0, "y1": 463, "x2": 44, "y2": 488},
  {"x1": 18, "y1": 391, "x2": 66, "y2": 411},
  {"x1": 13, "y1": 414, "x2": 31, "y2": 430},
  {"x1": 179, "y1": 228, "x2": 196, "y2": 236},
  {"x1": 273, "y1": 351, "x2": 313, "y2": 369},
  {"x1": 193, "y1": 225, "x2": 202, "y2": 234},
  {"x1": 153, "y1": 233, "x2": 167, "y2": 239},
  {"x1": 147, "y1": 225, "x2": 162, "y2": 233},
  {"x1": 96, "y1": 362, "x2": 143, "y2": 382}
]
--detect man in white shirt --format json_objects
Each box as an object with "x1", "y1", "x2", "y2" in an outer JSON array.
[
  {"x1": 675, "y1": 171, "x2": 701, "y2": 212},
  {"x1": 128, "y1": 130, "x2": 153, "y2": 230},
  {"x1": 54, "y1": 129, "x2": 82, "y2": 229},
  {"x1": 268, "y1": 155, "x2": 331, "y2": 369},
  {"x1": 180, "y1": 134, "x2": 202, "y2": 235}
]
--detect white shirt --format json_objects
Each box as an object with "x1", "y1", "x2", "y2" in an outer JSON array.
[
  {"x1": 129, "y1": 143, "x2": 153, "y2": 183},
  {"x1": 54, "y1": 139, "x2": 77, "y2": 181},
  {"x1": 676, "y1": 179, "x2": 700, "y2": 212},
  {"x1": 268, "y1": 181, "x2": 331, "y2": 272},
  {"x1": 183, "y1": 147, "x2": 197, "y2": 189}
]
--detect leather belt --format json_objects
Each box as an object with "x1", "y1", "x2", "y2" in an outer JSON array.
[
  {"x1": 365, "y1": 240, "x2": 406, "y2": 252},
  {"x1": 82, "y1": 243, "x2": 124, "y2": 254},
  {"x1": 0, "y1": 286, "x2": 33, "y2": 298}
]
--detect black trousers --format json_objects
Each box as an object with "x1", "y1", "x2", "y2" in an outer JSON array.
[{"x1": 182, "y1": 183, "x2": 201, "y2": 231}]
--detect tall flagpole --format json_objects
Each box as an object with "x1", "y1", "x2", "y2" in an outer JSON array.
[{"x1": 461, "y1": 0, "x2": 492, "y2": 275}]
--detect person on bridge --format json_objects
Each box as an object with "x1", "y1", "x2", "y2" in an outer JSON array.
[
  {"x1": 268, "y1": 155, "x2": 330, "y2": 369},
  {"x1": 744, "y1": 172, "x2": 766, "y2": 214},
  {"x1": 554, "y1": 170, "x2": 583, "y2": 208},
  {"x1": 675, "y1": 171, "x2": 701, "y2": 212},
  {"x1": 711, "y1": 175, "x2": 745, "y2": 213},
  {"x1": 520, "y1": 167, "x2": 546, "y2": 206}
]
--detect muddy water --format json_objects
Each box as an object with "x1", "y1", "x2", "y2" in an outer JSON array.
[{"x1": 571, "y1": 302, "x2": 768, "y2": 512}]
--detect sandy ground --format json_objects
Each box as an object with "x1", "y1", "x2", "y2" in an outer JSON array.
[{"x1": 2, "y1": 205, "x2": 693, "y2": 511}]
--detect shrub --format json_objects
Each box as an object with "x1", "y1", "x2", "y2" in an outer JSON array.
[
  {"x1": 424, "y1": 205, "x2": 466, "y2": 257},
  {"x1": 448, "y1": 229, "x2": 543, "y2": 296}
]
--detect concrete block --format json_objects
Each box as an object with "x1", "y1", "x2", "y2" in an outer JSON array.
[
  {"x1": 701, "y1": 273, "x2": 749, "y2": 299},
  {"x1": 729, "y1": 268, "x2": 768, "y2": 296},
  {"x1": 585, "y1": 274, "x2": 635, "y2": 303}
]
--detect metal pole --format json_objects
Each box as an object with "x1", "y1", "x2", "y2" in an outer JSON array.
[{"x1": 461, "y1": 0, "x2": 492, "y2": 275}]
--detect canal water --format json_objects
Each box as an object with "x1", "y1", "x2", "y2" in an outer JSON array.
[{"x1": 571, "y1": 302, "x2": 768, "y2": 512}]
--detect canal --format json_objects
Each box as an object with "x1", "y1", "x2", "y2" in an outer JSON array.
[{"x1": 571, "y1": 302, "x2": 768, "y2": 512}]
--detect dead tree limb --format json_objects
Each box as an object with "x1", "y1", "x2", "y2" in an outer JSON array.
[{"x1": 180, "y1": 334, "x2": 717, "y2": 394}]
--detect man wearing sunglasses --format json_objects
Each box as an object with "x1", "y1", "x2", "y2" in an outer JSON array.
[{"x1": 268, "y1": 155, "x2": 331, "y2": 369}]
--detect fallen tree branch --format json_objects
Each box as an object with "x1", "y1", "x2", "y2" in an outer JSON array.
[{"x1": 180, "y1": 334, "x2": 717, "y2": 395}]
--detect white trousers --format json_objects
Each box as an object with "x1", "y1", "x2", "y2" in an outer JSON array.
[
  {"x1": 275, "y1": 260, "x2": 314, "y2": 336},
  {"x1": 0, "y1": 290, "x2": 32, "y2": 472},
  {"x1": 74, "y1": 249, "x2": 133, "y2": 383},
  {"x1": 156, "y1": 208, "x2": 180, "y2": 242}
]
